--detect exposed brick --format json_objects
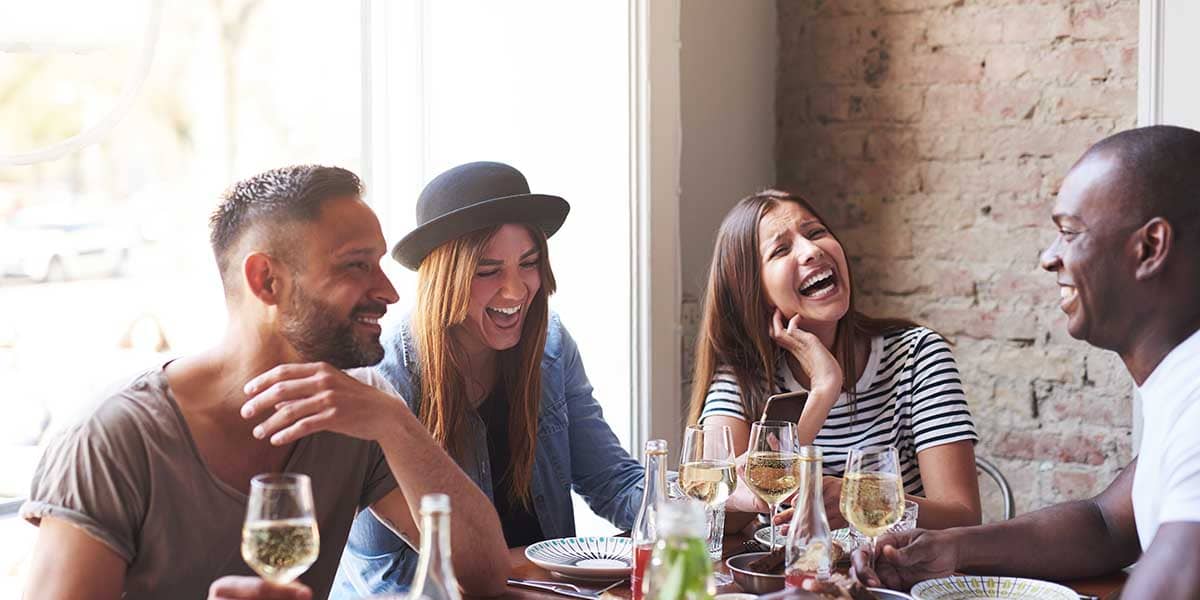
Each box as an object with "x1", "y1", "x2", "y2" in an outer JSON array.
[
  {"x1": 1069, "y1": 2, "x2": 1139, "y2": 42},
  {"x1": 774, "y1": 0, "x2": 1138, "y2": 516},
  {"x1": 1050, "y1": 468, "x2": 1101, "y2": 500}
]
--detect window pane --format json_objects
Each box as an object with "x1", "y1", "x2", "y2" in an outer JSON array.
[{"x1": 375, "y1": 0, "x2": 633, "y2": 534}]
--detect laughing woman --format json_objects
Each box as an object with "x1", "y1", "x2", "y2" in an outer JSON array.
[
  {"x1": 332, "y1": 162, "x2": 644, "y2": 597},
  {"x1": 692, "y1": 189, "x2": 981, "y2": 532}
]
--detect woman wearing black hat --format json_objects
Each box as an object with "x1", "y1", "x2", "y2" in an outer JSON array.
[{"x1": 331, "y1": 162, "x2": 645, "y2": 597}]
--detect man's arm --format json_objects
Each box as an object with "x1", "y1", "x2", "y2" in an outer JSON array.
[
  {"x1": 857, "y1": 460, "x2": 1141, "y2": 590},
  {"x1": 243, "y1": 363, "x2": 510, "y2": 596},
  {"x1": 1121, "y1": 522, "x2": 1200, "y2": 600},
  {"x1": 956, "y1": 459, "x2": 1140, "y2": 578},
  {"x1": 25, "y1": 517, "x2": 125, "y2": 600}
]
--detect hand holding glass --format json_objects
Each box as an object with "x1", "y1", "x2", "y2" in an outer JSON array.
[{"x1": 242, "y1": 473, "x2": 320, "y2": 584}]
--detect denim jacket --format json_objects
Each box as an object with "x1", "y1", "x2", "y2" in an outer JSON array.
[{"x1": 331, "y1": 312, "x2": 645, "y2": 598}]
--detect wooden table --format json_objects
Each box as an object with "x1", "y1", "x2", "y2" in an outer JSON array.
[{"x1": 489, "y1": 533, "x2": 1127, "y2": 600}]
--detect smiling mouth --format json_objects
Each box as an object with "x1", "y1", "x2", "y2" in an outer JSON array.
[
  {"x1": 486, "y1": 304, "x2": 523, "y2": 329},
  {"x1": 353, "y1": 314, "x2": 383, "y2": 330},
  {"x1": 1059, "y1": 285, "x2": 1079, "y2": 312},
  {"x1": 798, "y1": 267, "x2": 838, "y2": 299}
]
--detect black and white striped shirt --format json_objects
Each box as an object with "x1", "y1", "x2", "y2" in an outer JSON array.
[{"x1": 700, "y1": 327, "x2": 977, "y2": 496}]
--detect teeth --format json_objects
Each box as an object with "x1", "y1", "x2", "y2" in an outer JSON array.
[
  {"x1": 355, "y1": 316, "x2": 380, "y2": 325},
  {"x1": 1060, "y1": 286, "x2": 1077, "y2": 301},
  {"x1": 799, "y1": 267, "x2": 834, "y2": 292},
  {"x1": 488, "y1": 305, "x2": 521, "y2": 315}
]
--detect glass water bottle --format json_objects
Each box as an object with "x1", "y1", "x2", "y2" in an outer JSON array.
[
  {"x1": 632, "y1": 439, "x2": 668, "y2": 600},
  {"x1": 644, "y1": 499, "x2": 714, "y2": 600},
  {"x1": 784, "y1": 446, "x2": 832, "y2": 590},
  {"x1": 409, "y1": 493, "x2": 462, "y2": 600}
]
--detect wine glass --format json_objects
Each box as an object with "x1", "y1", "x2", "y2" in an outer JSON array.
[
  {"x1": 839, "y1": 447, "x2": 904, "y2": 559},
  {"x1": 242, "y1": 473, "x2": 320, "y2": 584},
  {"x1": 679, "y1": 424, "x2": 736, "y2": 584},
  {"x1": 746, "y1": 420, "x2": 801, "y2": 551}
]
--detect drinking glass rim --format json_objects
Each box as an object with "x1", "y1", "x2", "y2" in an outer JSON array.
[
  {"x1": 847, "y1": 445, "x2": 898, "y2": 455},
  {"x1": 750, "y1": 419, "x2": 795, "y2": 430},
  {"x1": 686, "y1": 423, "x2": 730, "y2": 432},
  {"x1": 250, "y1": 472, "x2": 312, "y2": 489}
]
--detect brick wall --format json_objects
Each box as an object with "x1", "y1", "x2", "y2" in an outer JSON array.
[{"x1": 773, "y1": 0, "x2": 1139, "y2": 517}]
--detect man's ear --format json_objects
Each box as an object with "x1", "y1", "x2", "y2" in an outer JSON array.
[
  {"x1": 1134, "y1": 217, "x2": 1172, "y2": 281},
  {"x1": 243, "y1": 252, "x2": 286, "y2": 305}
]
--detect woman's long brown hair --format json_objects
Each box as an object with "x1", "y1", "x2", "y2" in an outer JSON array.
[
  {"x1": 687, "y1": 190, "x2": 917, "y2": 425},
  {"x1": 413, "y1": 224, "x2": 556, "y2": 508}
]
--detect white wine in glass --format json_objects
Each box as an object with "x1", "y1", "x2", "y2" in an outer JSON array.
[
  {"x1": 746, "y1": 420, "x2": 800, "y2": 551},
  {"x1": 745, "y1": 451, "x2": 801, "y2": 505},
  {"x1": 679, "y1": 424, "x2": 737, "y2": 585},
  {"x1": 839, "y1": 447, "x2": 904, "y2": 554},
  {"x1": 242, "y1": 473, "x2": 320, "y2": 584},
  {"x1": 678, "y1": 459, "x2": 736, "y2": 506}
]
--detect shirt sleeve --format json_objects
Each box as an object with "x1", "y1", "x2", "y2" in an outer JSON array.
[
  {"x1": 1158, "y1": 402, "x2": 1200, "y2": 526},
  {"x1": 907, "y1": 329, "x2": 978, "y2": 453},
  {"x1": 20, "y1": 404, "x2": 149, "y2": 564},
  {"x1": 698, "y1": 368, "x2": 750, "y2": 423},
  {"x1": 352, "y1": 369, "x2": 401, "y2": 508}
]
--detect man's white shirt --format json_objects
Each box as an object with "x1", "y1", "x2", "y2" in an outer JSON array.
[{"x1": 1132, "y1": 328, "x2": 1200, "y2": 550}]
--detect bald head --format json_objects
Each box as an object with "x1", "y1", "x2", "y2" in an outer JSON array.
[{"x1": 1077, "y1": 125, "x2": 1200, "y2": 237}]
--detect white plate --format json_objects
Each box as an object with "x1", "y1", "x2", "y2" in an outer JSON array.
[
  {"x1": 753, "y1": 526, "x2": 858, "y2": 553},
  {"x1": 524, "y1": 536, "x2": 632, "y2": 581},
  {"x1": 911, "y1": 576, "x2": 1077, "y2": 600}
]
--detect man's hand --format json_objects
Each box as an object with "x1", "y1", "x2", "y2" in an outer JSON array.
[
  {"x1": 208, "y1": 576, "x2": 312, "y2": 600},
  {"x1": 241, "y1": 362, "x2": 406, "y2": 445},
  {"x1": 851, "y1": 529, "x2": 961, "y2": 591}
]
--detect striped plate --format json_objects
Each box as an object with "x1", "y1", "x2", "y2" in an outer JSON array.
[
  {"x1": 754, "y1": 526, "x2": 858, "y2": 554},
  {"x1": 524, "y1": 536, "x2": 633, "y2": 580},
  {"x1": 911, "y1": 576, "x2": 1077, "y2": 600}
]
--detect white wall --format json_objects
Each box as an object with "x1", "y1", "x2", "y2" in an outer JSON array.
[
  {"x1": 678, "y1": 0, "x2": 777, "y2": 300},
  {"x1": 1139, "y1": 0, "x2": 1200, "y2": 130}
]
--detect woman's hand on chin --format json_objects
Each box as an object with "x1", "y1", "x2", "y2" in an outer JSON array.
[{"x1": 769, "y1": 309, "x2": 844, "y2": 395}]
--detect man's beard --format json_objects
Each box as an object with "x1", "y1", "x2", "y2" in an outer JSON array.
[{"x1": 280, "y1": 284, "x2": 386, "y2": 369}]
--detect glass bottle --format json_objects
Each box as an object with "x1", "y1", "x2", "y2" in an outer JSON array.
[
  {"x1": 409, "y1": 493, "x2": 462, "y2": 600},
  {"x1": 632, "y1": 439, "x2": 668, "y2": 600},
  {"x1": 784, "y1": 446, "x2": 832, "y2": 590},
  {"x1": 644, "y1": 499, "x2": 714, "y2": 600}
]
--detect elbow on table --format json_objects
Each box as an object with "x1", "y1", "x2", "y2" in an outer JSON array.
[{"x1": 457, "y1": 552, "x2": 511, "y2": 597}]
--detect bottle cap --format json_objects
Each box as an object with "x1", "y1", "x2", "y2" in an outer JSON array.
[
  {"x1": 644, "y1": 439, "x2": 668, "y2": 455},
  {"x1": 421, "y1": 493, "x2": 451, "y2": 513}
]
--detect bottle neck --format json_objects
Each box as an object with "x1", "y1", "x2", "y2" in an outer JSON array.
[
  {"x1": 801, "y1": 455, "x2": 825, "y2": 511},
  {"x1": 412, "y1": 510, "x2": 461, "y2": 600},
  {"x1": 633, "y1": 449, "x2": 668, "y2": 546}
]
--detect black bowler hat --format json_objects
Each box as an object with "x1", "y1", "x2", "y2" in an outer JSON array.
[{"x1": 391, "y1": 161, "x2": 570, "y2": 270}]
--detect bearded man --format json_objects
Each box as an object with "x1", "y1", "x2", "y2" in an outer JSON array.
[{"x1": 21, "y1": 165, "x2": 509, "y2": 600}]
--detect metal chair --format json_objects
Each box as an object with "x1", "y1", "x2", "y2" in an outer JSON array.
[{"x1": 976, "y1": 455, "x2": 1016, "y2": 520}]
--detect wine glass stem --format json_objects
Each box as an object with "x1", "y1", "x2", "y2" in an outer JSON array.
[
  {"x1": 869, "y1": 536, "x2": 878, "y2": 570},
  {"x1": 769, "y1": 503, "x2": 778, "y2": 552}
]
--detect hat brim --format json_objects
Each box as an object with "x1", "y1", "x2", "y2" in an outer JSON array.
[{"x1": 391, "y1": 193, "x2": 570, "y2": 270}]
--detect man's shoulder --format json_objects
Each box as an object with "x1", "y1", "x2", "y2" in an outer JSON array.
[{"x1": 50, "y1": 367, "x2": 173, "y2": 442}]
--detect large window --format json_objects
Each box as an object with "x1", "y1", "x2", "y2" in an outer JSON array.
[
  {"x1": 0, "y1": 0, "x2": 642, "y2": 590},
  {"x1": 0, "y1": 0, "x2": 364, "y2": 591},
  {"x1": 364, "y1": 0, "x2": 634, "y2": 535}
]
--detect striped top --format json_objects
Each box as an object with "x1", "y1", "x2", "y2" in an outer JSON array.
[{"x1": 699, "y1": 327, "x2": 977, "y2": 496}]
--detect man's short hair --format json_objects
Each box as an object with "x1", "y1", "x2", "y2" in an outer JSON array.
[
  {"x1": 209, "y1": 165, "x2": 362, "y2": 294},
  {"x1": 1083, "y1": 125, "x2": 1200, "y2": 237}
]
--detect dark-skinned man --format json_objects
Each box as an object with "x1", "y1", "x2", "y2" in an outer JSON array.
[
  {"x1": 20, "y1": 165, "x2": 510, "y2": 600},
  {"x1": 854, "y1": 125, "x2": 1200, "y2": 600}
]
